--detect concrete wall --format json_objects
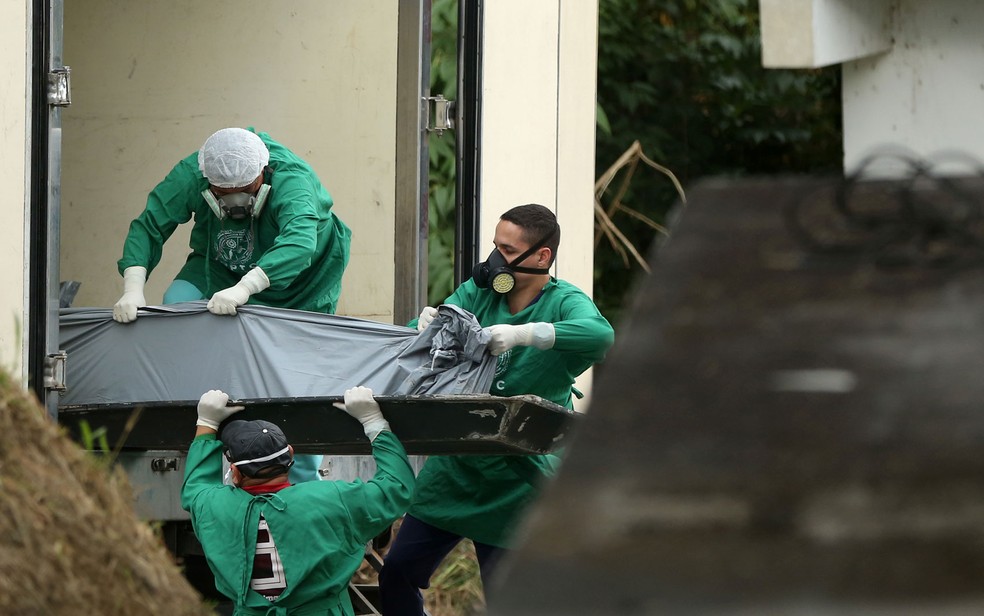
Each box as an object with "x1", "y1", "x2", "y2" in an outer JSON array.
[
  {"x1": 760, "y1": 0, "x2": 892, "y2": 69},
  {"x1": 843, "y1": 0, "x2": 984, "y2": 174},
  {"x1": 0, "y1": 0, "x2": 29, "y2": 375},
  {"x1": 480, "y1": 0, "x2": 600, "y2": 409},
  {"x1": 60, "y1": 0, "x2": 400, "y2": 321},
  {"x1": 761, "y1": 0, "x2": 984, "y2": 176}
]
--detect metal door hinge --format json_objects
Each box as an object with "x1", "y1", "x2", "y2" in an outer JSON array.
[
  {"x1": 47, "y1": 67, "x2": 72, "y2": 107},
  {"x1": 425, "y1": 95, "x2": 454, "y2": 136},
  {"x1": 44, "y1": 351, "x2": 67, "y2": 391}
]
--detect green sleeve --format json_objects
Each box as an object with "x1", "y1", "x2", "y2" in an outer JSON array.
[
  {"x1": 253, "y1": 171, "x2": 323, "y2": 290},
  {"x1": 550, "y1": 294, "x2": 615, "y2": 363},
  {"x1": 335, "y1": 431, "x2": 416, "y2": 543},
  {"x1": 118, "y1": 155, "x2": 203, "y2": 277},
  {"x1": 503, "y1": 452, "x2": 562, "y2": 486},
  {"x1": 180, "y1": 434, "x2": 223, "y2": 514}
]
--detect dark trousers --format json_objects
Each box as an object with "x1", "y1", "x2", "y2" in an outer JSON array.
[{"x1": 379, "y1": 514, "x2": 505, "y2": 615}]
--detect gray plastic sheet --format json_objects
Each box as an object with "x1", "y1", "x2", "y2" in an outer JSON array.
[{"x1": 58, "y1": 303, "x2": 495, "y2": 406}]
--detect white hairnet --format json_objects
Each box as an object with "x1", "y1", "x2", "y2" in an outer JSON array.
[{"x1": 198, "y1": 128, "x2": 270, "y2": 188}]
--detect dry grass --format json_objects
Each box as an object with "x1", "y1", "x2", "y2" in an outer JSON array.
[
  {"x1": 0, "y1": 371, "x2": 212, "y2": 615},
  {"x1": 424, "y1": 540, "x2": 485, "y2": 616}
]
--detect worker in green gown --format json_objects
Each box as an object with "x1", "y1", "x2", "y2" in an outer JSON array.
[{"x1": 114, "y1": 127, "x2": 350, "y2": 483}]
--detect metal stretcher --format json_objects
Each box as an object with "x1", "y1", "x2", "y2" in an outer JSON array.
[
  {"x1": 57, "y1": 303, "x2": 578, "y2": 456},
  {"x1": 58, "y1": 393, "x2": 578, "y2": 456}
]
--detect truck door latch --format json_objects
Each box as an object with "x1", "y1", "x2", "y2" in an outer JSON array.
[
  {"x1": 44, "y1": 351, "x2": 67, "y2": 392},
  {"x1": 47, "y1": 67, "x2": 72, "y2": 107},
  {"x1": 151, "y1": 458, "x2": 179, "y2": 473},
  {"x1": 424, "y1": 94, "x2": 455, "y2": 136}
]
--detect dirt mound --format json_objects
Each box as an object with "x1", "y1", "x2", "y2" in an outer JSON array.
[{"x1": 0, "y1": 371, "x2": 212, "y2": 615}]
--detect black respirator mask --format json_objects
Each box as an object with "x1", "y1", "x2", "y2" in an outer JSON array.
[{"x1": 471, "y1": 224, "x2": 558, "y2": 294}]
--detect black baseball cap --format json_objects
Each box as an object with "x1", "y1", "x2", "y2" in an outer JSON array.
[{"x1": 220, "y1": 419, "x2": 294, "y2": 478}]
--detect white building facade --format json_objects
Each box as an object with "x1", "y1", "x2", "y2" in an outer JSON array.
[{"x1": 761, "y1": 0, "x2": 984, "y2": 175}]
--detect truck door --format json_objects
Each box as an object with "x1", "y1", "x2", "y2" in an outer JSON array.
[{"x1": 29, "y1": 0, "x2": 69, "y2": 418}]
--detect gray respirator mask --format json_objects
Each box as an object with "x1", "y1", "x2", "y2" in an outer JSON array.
[{"x1": 202, "y1": 184, "x2": 270, "y2": 221}]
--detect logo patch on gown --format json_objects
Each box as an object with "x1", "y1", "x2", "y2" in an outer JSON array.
[
  {"x1": 493, "y1": 351, "x2": 511, "y2": 391},
  {"x1": 214, "y1": 227, "x2": 254, "y2": 274}
]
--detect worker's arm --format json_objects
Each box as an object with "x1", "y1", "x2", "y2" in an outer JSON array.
[
  {"x1": 117, "y1": 155, "x2": 202, "y2": 276},
  {"x1": 413, "y1": 306, "x2": 439, "y2": 331},
  {"x1": 548, "y1": 298, "x2": 615, "y2": 363},
  {"x1": 195, "y1": 389, "x2": 245, "y2": 430},
  {"x1": 113, "y1": 265, "x2": 148, "y2": 323},
  {"x1": 206, "y1": 266, "x2": 270, "y2": 315},
  {"x1": 485, "y1": 294, "x2": 614, "y2": 360},
  {"x1": 548, "y1": 315, "x2": 615, "y2": 363},
  {"x1": 181, "y1": 390, "x2": 246, "y2": 511},
  {"x1": 333, "y1": 387, "x2": 416, "y2": 540},
  {"x1": 504, "y1": 452, "x2": 563, "y2": 487},
  {"x1": 114, "y1": 156, "x2": 202, "y2": 323},
  {"x1": 250, "y1": 171, "x2": 325, "y2": 290},
  {"x1": 181, "y1": 433, "x2": 223, "y2": 512},
  {"x1": 342, "y1": 430, "x2": 416, "y2": 541}
]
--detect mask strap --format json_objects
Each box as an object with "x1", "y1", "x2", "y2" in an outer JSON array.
[
  {"x1": 508, "y1": 222, "x2": 558, "y2": 274},
  {"x1": 202, "y1": 190, "x2": 226, "y2": 220}
]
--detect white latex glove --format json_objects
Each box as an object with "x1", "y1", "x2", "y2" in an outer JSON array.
[
  {"x1": 486, "y1": 322, "x2": 556, "y2": 356},
  {"x1": 332, "y1": 385, "x2": 391, "y2": 441},
  {"x1": 196, "y1": 389, "x2": 246, "y2": 430},
  {"x1": 207, "y1": 267, "x2": 270, "y2": 316},
  {"x1": 416, "y1": 306, "x2": 439, "y2": 331},
  {"x1": 112, "y1": 266, "x2": 148, "y2": 323}
]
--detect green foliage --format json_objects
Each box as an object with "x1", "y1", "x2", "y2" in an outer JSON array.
[
  {"x1": 595, "y1": 0, "x2": 842, "y2": 325},
  {"x1": 77, "y1": 419, "x2": 110, "y2": 453},
  {"x1": 424, "y1": 1, "x2": 842, "y2": 325},
  {"x1": 427, "y1": 0, "x2": 459, "y2": 306}
]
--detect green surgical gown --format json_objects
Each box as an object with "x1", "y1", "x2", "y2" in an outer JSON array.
[
  {"x1": 118, "y1": 129, "x2": 350, "y2": 314},
  {"x1": 408, "y1": 278, "x2": 615, "y2": 547},
  {"x1": 181, "y1": 431, "x2": 414, "y2": 615}
]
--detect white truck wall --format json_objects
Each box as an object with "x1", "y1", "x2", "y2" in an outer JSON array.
[
  {"x1": 60, "y1": 0, "x2": 399, "y2": 322},
  {"x1": 0, "y1": 1, "x2": 29, "y2": 375},
  {"x1": 760, "y1": 0, "x2": 893, "y2": 69},
  {"x1": 480, "y1": 0, "x2": 600, "y2": 408},
  {"x1": 843, "y1": 0, "x2": 984, "y2": 175},
  {"x1": 761, "y1": 0, "x2": 984, "y2": 176}
]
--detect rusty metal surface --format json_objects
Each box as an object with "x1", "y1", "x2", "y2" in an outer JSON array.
[
  {"x1": 491, "y1": 177, "x2": 984, "y2": 614},
  {"x1": 59, "y1": 394, "x2": 577, "y2": 456}
]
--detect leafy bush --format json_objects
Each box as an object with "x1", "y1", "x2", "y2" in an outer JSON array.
[
  {"x1": 426, "y1": 0, "x2": 842, "y2": 321},
  {"x1": 594, "y1": 0, "x2": 842, "y2": 324},
  {"x1": 427, "y1": 0, "x2": 458, "y2": 306}
]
